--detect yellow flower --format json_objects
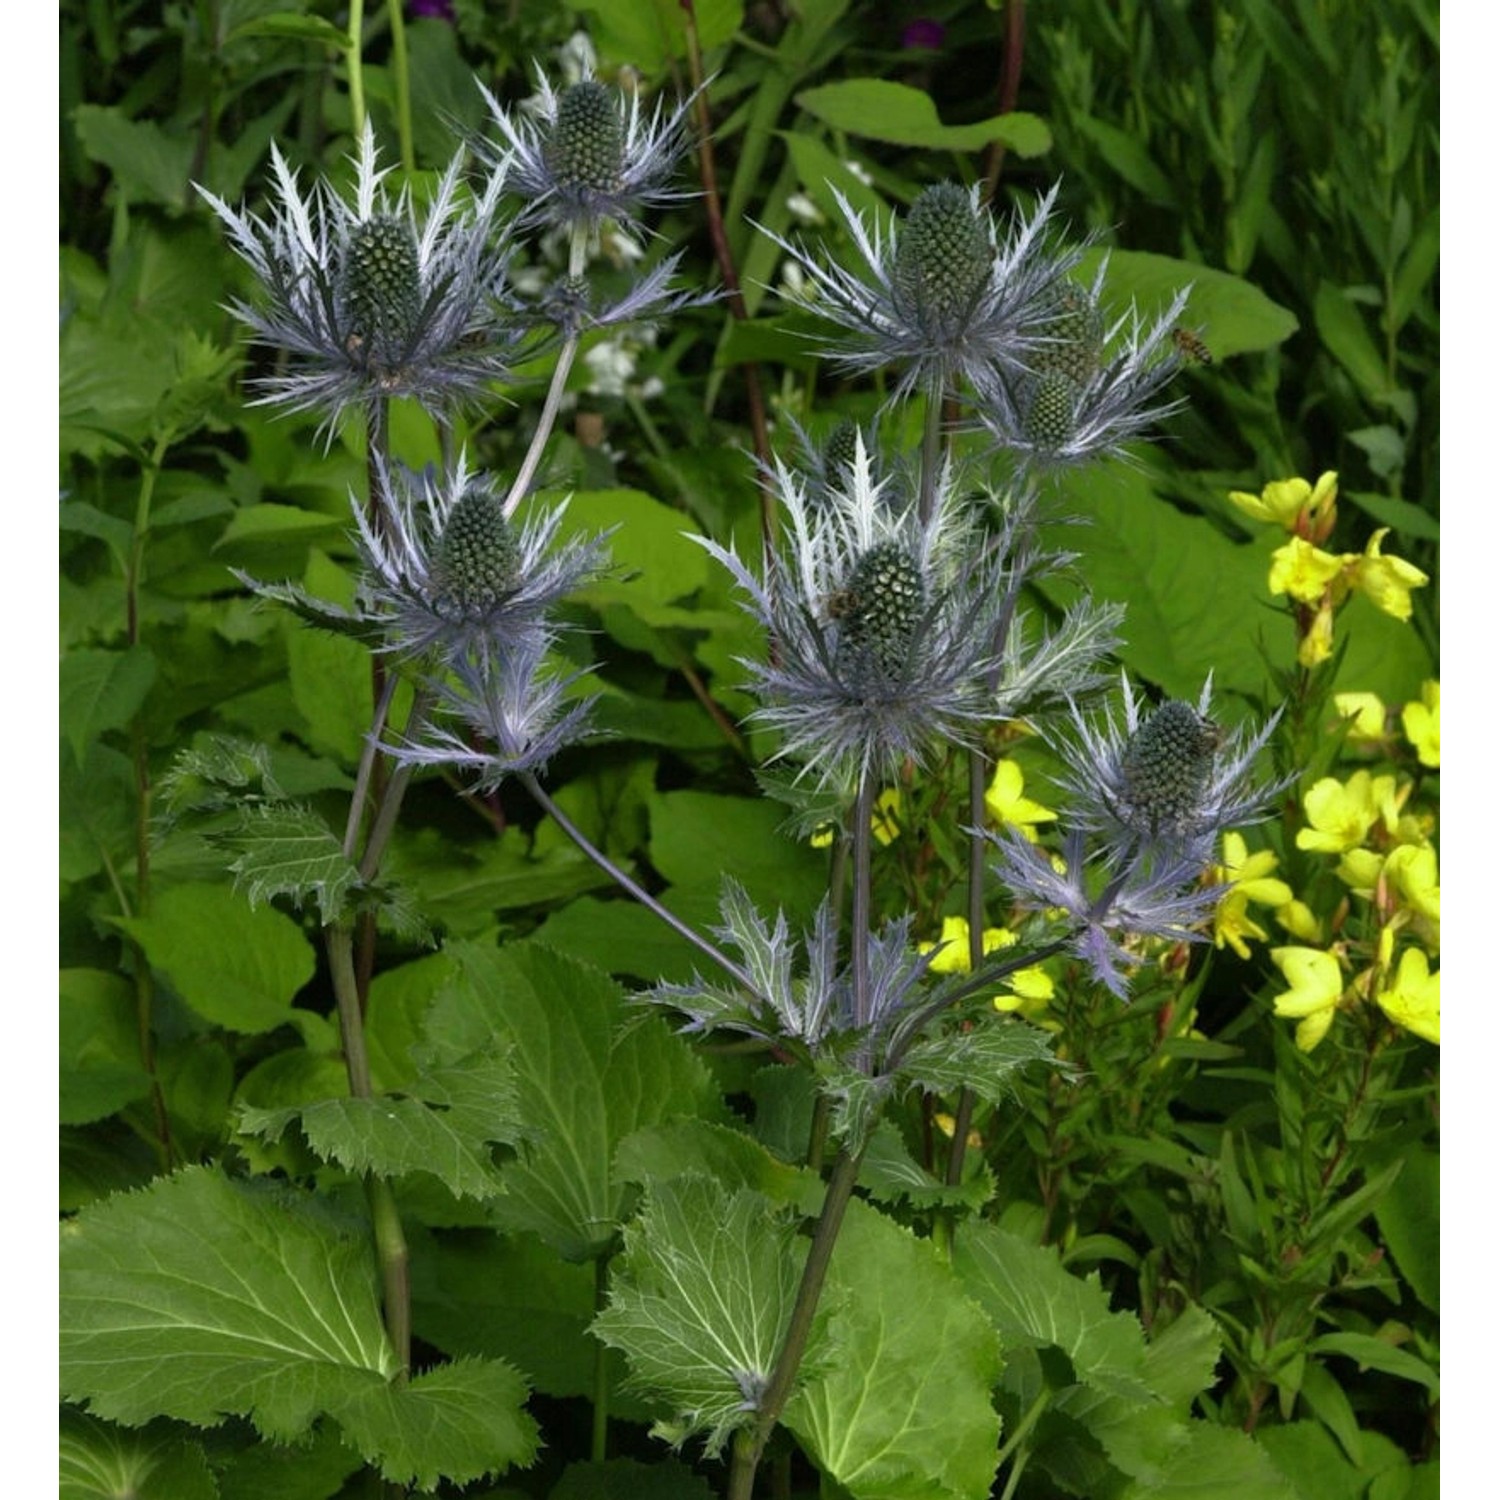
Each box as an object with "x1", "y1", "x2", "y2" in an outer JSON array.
[
  {"x1": 984, "y1": 758, "x2": 1058, "y2": 843},
  {"x1": 1298, "y1": 597, "x2": 1337, "y2": 667},
  {"x1": 1384, "y1": 843, "x2": 1440, "y2": 942},
  {"x1": 1336, "y1": 846, "x2": 1386, "y2": 893},
  {"x1": 920, "y1": 915, "x2": 1014, "y2": 975},
  {"x1": 1271, "y1": 946, "x2": 1346, "y2": 1051},
  {"x1": 1296, "y1": 771, "x2": 1391, "y2": 854},
  {"x1": 1332, "y1": 692, "x2": 1388, "y2": 747},
  {"x1": 1229, "y1": 471, "x2": 1338, "y2": 532},
  {"x1": 1401, "y1": 680, "x2": 1440, "y2": 768},
  {"x1": 1347, "y1": 529, "x2": 1429, "y2": 622},
  {"x1": 810, "y1": 787, "x2": 904, "y2": 849},
  {"x1": 1269, "y1": 536, "x2": 1345, "y2": 605},
  {"x1": 1376, "y1": 948, "x2": 1439, "y2": 1044},
  {"x1": 993, "y1": 964, "x2": 1055, "y2": 1017},
  {"x1": 1275, "y1": 899, "x2": 1324, "y2": 944},
  {"x1": 1210, "y1": 833, "x2": 1293, "y2": 959}
]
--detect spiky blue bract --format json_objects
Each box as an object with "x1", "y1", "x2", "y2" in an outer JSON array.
[
  {"x1": 980, "y1": 263, "x2": 1190, "y2": 470},
  {"x1": 765, "y1": 181, "x2": 1082, "y2": 404},
  {"x1": 696, "y1": 440, "x2": 1020, "y2": 795},
  {"x1": 353, "y1": 453, "x2": 611, "y2": 664},
  {"x1": 1053, "y1": 671, "x2": 1283, "y2": 867},
  {"x1": 384, "y1": 634, "x2": 597, "y2": 791},
  {"x1": 479, "y1": 66, "x2": 696, "y2": 235},
  {"x1": 197, "y1": 125, "x2": 521, "y2": 439}
]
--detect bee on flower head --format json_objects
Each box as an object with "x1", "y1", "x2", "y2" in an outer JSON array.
[{"x1": 1171, "y1": 326, "x2": 1213, "y2": 365}]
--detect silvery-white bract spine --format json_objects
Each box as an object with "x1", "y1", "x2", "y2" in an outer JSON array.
[
  {"x1": 980, "y1": 265, "x2": 1191, "y2": 470},
  {"x1": 352, "y1": 451, "x2": 612, "y2": 663},
  {"x1": 764, "y1": 182, "x2": 1081, "y2": 404},
  {"x1": 695, "y1": 439, "x2": 1023, "y2": 793},
  {"x1": 479, "y1": 65, "x2": 697, "y2": 235},
  {"x1": 197, "y1": 125, "x2": 520, "y2": 438}
]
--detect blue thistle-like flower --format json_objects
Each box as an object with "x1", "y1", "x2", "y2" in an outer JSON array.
[
  {"x1": 384, "y1": 633, "x2": 597, "y2": 790},
  {"x1": 480, "y1": 65, "x2": 695, "y2": 235},
  {"x1": 697, "y1": 440, "x2": 1019, "y2": 793},
  {"x1": 981, "y1": 265, "x2": 1189, "y2": 469},
  {"x1": 765, "y1": 181, "x2": 1081, "y2": 403},
  {"x1": 1052, "y1": 671, "x2": 1283, "y2": 867},
  {"x1": 198, "y1": 125, "x2": 521, "y2": 437},
  {"x1": 352, "y1": 453, "x2": 611, "y2": 663}
]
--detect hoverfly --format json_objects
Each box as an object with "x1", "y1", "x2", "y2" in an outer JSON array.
[{"x1": 1171, "y1": 327, "x2": 1213, "y2": 365}]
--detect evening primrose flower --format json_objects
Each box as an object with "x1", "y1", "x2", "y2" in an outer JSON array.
[
  {"x1": 1268, "y1": 536, "x2": 1344, "y2": 605},
  {"x1": 1375, "y1": 947, "x2": 1440, "y2": 1044},
  {"x1": 1383, "y1": 843, "x2": 1440, "y2": 940},
  {"x1": 810, "y1": 787, "x2": 904, "y2": 849},
  {"x1": 985, "y1": 758, "x2": 1058, "y2": 843},
  {"x1": 1228, "y1": 471, "x2": 1338, "y2": 534},
  {"x1": 1275, "y1": 899, "x2": 1324, "y2": 944},
  {"x1": 765, "y1": 180, "x2": 1081, "y2": 404},
  {"x1": 1349, "y1": 530, "x2": 1429, "y2": 621},
  {"x1": 1270, "y1": 945, "x2": 1346, "y2": 1051},
  {"x1": 919, "y1": 915, "x2": 1015, "y2": 974},
  {"x1": 1296, "y1": 770, "x2": 1393, "y2": 854},
  {"x1": 1332, "y1": 692, "x2": 1388, "y2": 748},
  {"x1": 1210, "y1": 832, "x2": 1292, "y2": 959},
  {"x1": 198, "y1": 125, "x2": 518, "y2": 435},
  {"x1": 1401, "y1": 681, "x2": 1440, "y2": 768}
]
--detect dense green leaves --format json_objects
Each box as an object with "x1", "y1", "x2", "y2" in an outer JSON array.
[{"x1": 797, "y1": 79, "x2": 1051, "y2": 155}]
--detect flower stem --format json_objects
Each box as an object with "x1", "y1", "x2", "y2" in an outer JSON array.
[
  {"x1": 520, "y1": 772, "x2": 757, "y2": 991},
  {"x1": 945, "y1": 744, "x2": 991, "y2": 1186},
  {"x1": 728, "y1": 1143, "x2": 867, "y2": 1499},
  {"x1": 346, "y1": 0, "x2": 366, "y2": 138},
  {"x1": 591, "y1": 1255, "x2": 612, "y2": 1462},
  {"x1": 850, "y1": 777, "x2": 875, "y2": 1028},
  {"x1": 386, "y1": 0, "x2": 415, "y2": 175}
]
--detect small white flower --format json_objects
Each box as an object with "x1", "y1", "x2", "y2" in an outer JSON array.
[
  {"x1": 786, "y1": 191, "x2": 824, "y2": 226},
  {"x1": 584, "y1": 339, "x2": 636, "y2": 397}
]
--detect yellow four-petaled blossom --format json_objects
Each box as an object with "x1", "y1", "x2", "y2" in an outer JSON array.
[
  {"x1": 1229, "y1": 471, "x2": 1338, "y2": 532},
  {"x1": 984, "y1": 758, "x2": 1058, "y2": 843},
  {"x1": 1376, "y1": 948, "x2": 1439, "y2": 1044},
  {"x1": 1270, "y1": 945, "x2": 1346, "y2": 1051},
  {"x1": 1332, "y1": 691, "x2": 1388, "y2": 746},
  {"x1": 1401, "y1": 680, "x2": 1440, "y2": 768},
  {"x1": 1211, "y1": 833, "x2": 1293, "y2": 959},
  {"x1": 1269, "y1": 536, "x2": 1345, "y2": 605},
  {"x1": 1297, "y1": 770, "x2": 1392, "y2": 854},
  {"x1": 1349, "y1": 530, "x2": 1429, "y2": 622}
]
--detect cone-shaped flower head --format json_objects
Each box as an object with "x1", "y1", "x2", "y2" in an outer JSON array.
[
  {"x1": 984, "y1": 265, "x2": 1189, "y2": 470},
  {"x1": 1055, "y1": 672, "x2": 1284, "y2": 867},
  {"x1": 696, "y1": 437, "x2": 1020, "y2": 793},
  {"x1": 197, "y1": 125, "x2": 520, "y2": 437},
  {"x1": 481, "y1": 65, "x2": 695, "y2": 234},
  {"x1": 765, "y1": 180, "x2": 1080, "y2": 404},
  {"x1": 353, "y1": 453, "x2": 610, "y2": 663}
]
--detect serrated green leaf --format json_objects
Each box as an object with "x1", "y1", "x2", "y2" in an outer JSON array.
[
  {"x1": 547, "y1": 488, "x2": 709, "y2": 608},
  {"x1": 60, "y1": 969, "x2": 152, "y2": 1125},
  {"x1": 73, "y1": 105, "x2": 194, "y2": 206},
  {"x1": 240, "y1": 1042, "x2": 520, "y2": 1201},
  {"x1": 859, "y1": 1121, "x2": 995, "y2": 1214},
  {"x1": 59, "y1": 499, "x2": 135, "y2": 559},
  {"x1": 1118, "y1": 1423, "x2": 1300, "y2": 1499},
  {"x1": 434, "y1": 943, "x2": 723, "y2": 1259},
  {"x1": 116, "y1": 882, "x2": 315, "y2": 1033},
  {"x1": 796, "y1": 79, "x2": 1051, "y2": 155},
  {"x1": 227, "y1": 803, "x2": 361, "y2": 924},
  {"x1": 60, "y1": 1409, "x2": 217, "y2": 1500},
  {"x1": 329, "y1": 1355, "x2": 539, "y2": 1489},
  {"x1": 60, "y1": 646, "x2": 158, "y2": 765},
  {"x1": 61, "y1": 1167, "x2": 397, "y2": 1438},
  {"x1": 615, "y1": 1119, "x2": 825, "y2": 1216},
  {"x1": 1257, "y1": 1421, "x2": 1365, "y2": 1500},
  {"x1": 532, "y1": 895, "x2": 704, "y2": 985},
  {"x1": 893, "y1": 1017, "x2": 1058, "y2": 1106},
  {"x1": 953, "y1": 1221, "x2": 1152, "y2": 1401},
  {"x1": 787, "y1": 1199, "x2": 1004, "y2": 1500},
  {"x1": 593, "y1": 1175, "x2": 808, "y2": 1455}
]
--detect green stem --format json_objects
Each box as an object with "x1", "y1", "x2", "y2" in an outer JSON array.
[
  {"x1": 386, "y1": 0, "x2": 414, "y2": 174},
  {"x1": 917, "y1": 380, "x2": 945, "y2": 526},
  {"x1": 850, "y1": 777, "x2": 875, "y2": 1028},
  {"x1": 728, "y1": 1145, "x2": 867, "y2": 1499},
  {"x1": 592, "y1": 1255, "x2": 611, "y2": 1462},
  {"x1": 346, "y1": 0, "x2": 366, "y2": 138},
  {"x1": 945, "y1": 746, "x2": 991, "y2": 1186},
  {"x1": 995, "y1": 1385, "x2": 1050, "y2": 1500}
]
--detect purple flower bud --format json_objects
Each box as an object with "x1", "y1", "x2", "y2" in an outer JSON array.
[
  {"x1": 901, "y1": 19, "x2": 946, "y2": 50},
  {"x1": 409, "y1": 0, "x2": 455, "y2": 21}
]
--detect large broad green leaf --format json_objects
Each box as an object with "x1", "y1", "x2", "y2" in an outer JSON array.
[
  {"x1": 592, "y1": 1175, "x2": 809, "y2": 1454},
  {"x1": 73, "y1": 105, "x2": 194, "y2": 206},
  {"x1": 796, "y1": 79, "x2": 1051, "y2": 156},
  {"x1": 1116, "y1": 1424, "x2": 1301, "y2": 1499},
  {"x1": 60, "y1": 646, "x2": 157, "y2": 765},
  {"x1": 210, "y1": 1421, "x2": 361, "y2": 1500},
  {"x1": 531, "y1": 894, "x2": 705, "y2": 985},
  {"x1": 61, "y1": 1167, "x2": 398, "y2": 1436},
  {"x1": 1074, "y1": 249, "x2": 1298, "y2": 359},
  {"x1": 648, "y1": 789, "x2": 826, "y2": 925},
  {"x1": 953, "y1": 1221, "x2": 1151, "y2": 1401},
  {"x1": 546, "y1": 488, "x2": 711, "y2": 611},
  {"x1": 227, "y1": 803, "x2": 361, "y2": 925},
  {"x1": 60, "y1": 1409, "x2": 216, "y2": 1500},
  {"x1": 571, "y1": 0, "x2": 743, "y2": 70},
  {"x1": 433, "y1": 943, "x2": 723, "y2": 1260},
  {"x1": 285, "y1": 615, "x2": 372, "y2": 765},
  {"x1": 328, "y1": 1355, "x2": 539, "y2": 1491},
  {"x1": 60, "y1": 969, "x2": 152, "y2": 1125},
  {"x1": 787, "y1": 1199, "x2": 1004, "y2": 1500},
  {"x1": 1373, "y1": 1148, "x2": 1439, "y2": 1312},
  {"x1": 116, "y1": 881, "x2": 315, "y2": 1033},
  {"x1": 615, "y1": 1119, "x2": 825, "y2": 1216},
  {"x1": 239, "y1": 1040, "x2": 521, "y2": 1201}
]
